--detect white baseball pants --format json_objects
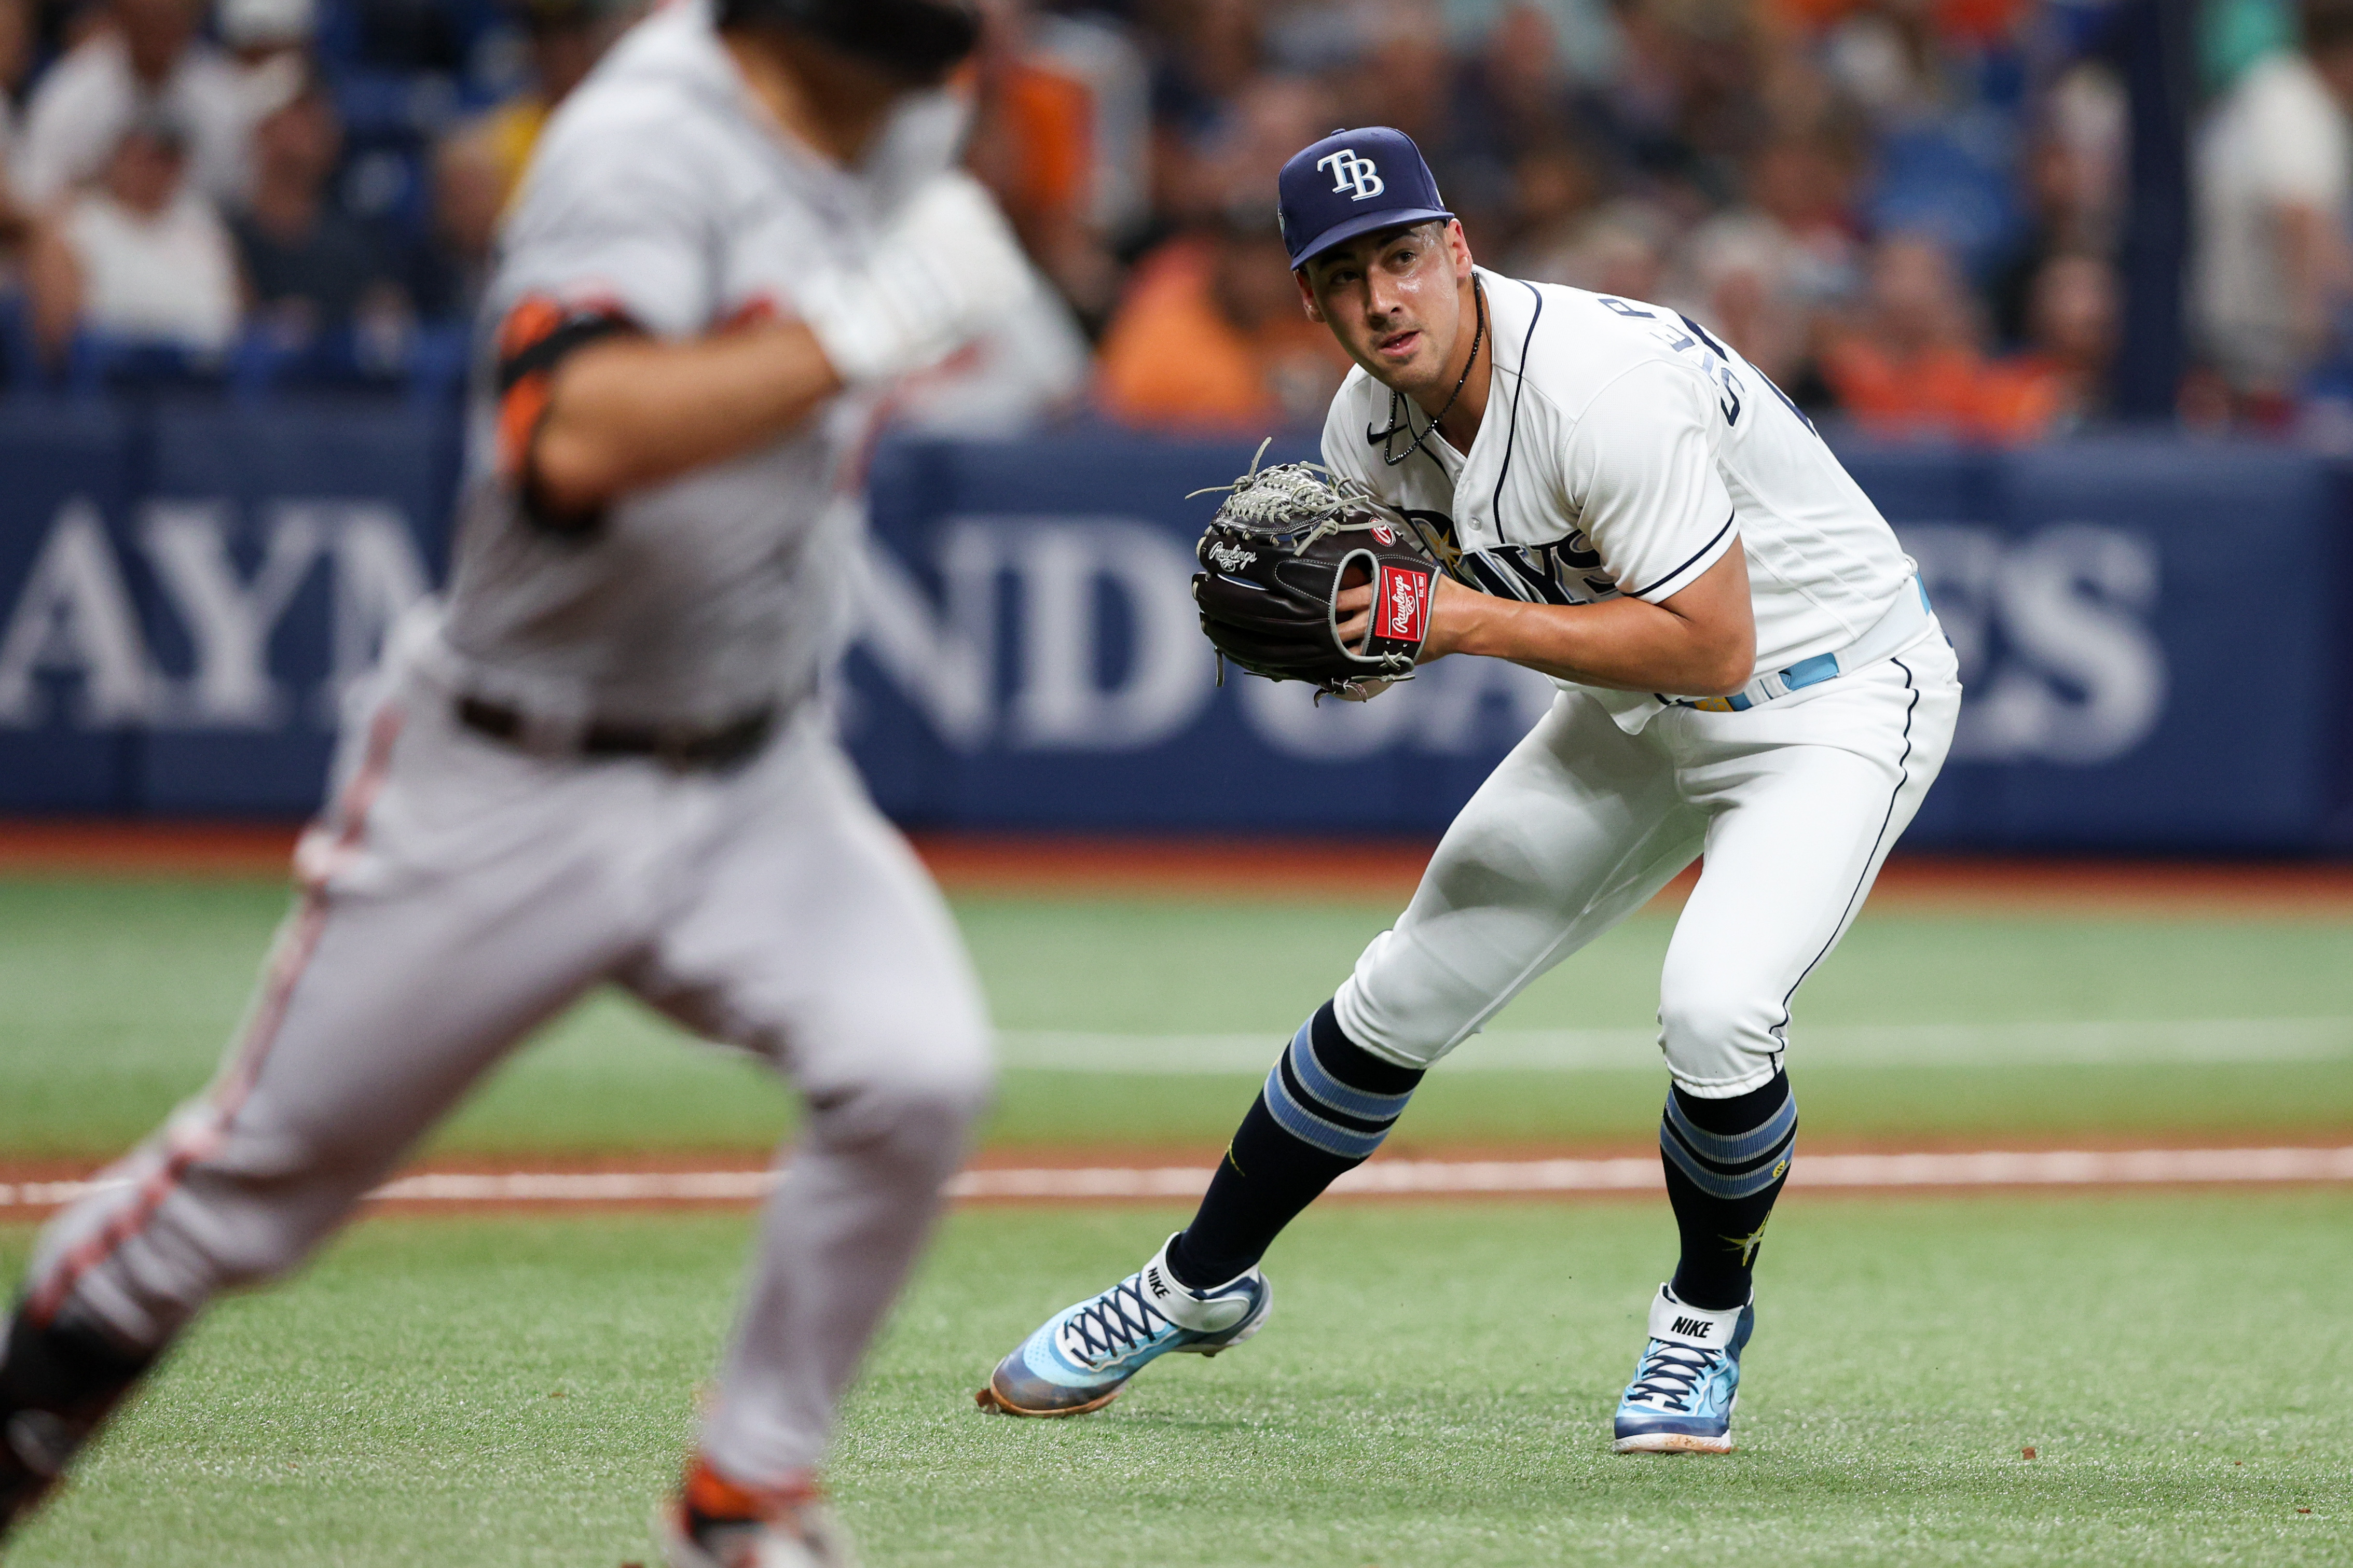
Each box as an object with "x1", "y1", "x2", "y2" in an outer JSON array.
[
  {"x1": 22, "y1": 674, "x2": 994, "y2": 1485},
  {"x1": 1334, "y1": 631, "x2": 1962, "y2": 1095}
]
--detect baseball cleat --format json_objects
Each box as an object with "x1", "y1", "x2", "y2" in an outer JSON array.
[
  {"x1": 975, "y1": 1233, "x2": 1272, "y2": 1417},
  {"x1": 0, "y1": 1305, "x2": 156, "y2": 1541},
  {"x1": 1611, "y1": 1283, "x2": 1753, "y2": 1454},
  {"x1": 656, "y1": 1454, "x2": 857, "y2": 1568}
]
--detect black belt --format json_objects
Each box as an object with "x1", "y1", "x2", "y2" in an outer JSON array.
[{"x1": 455, "y1": 696, "x2": 777, "y2": 771}]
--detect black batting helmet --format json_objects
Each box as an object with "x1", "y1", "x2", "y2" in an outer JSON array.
[{"x1": 715, "y1": 0, "x2": 980, "y2": 81}]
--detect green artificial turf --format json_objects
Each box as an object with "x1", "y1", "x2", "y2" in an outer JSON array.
[
  {"x1": 3, "y1": 878, "x2": 2352, "y2": 1157},
  {"x1": 3, "y1": 1195, "x2": 2346, "y2": 1566}
]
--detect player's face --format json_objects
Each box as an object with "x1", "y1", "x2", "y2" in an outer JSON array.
[{"x1": 1297, "y1": 221, "x2": 1475, "y2": 398}]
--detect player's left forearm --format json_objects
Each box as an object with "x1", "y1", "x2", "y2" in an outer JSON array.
[{"x1": 1424, "y1": 545, "x2": 1756, "y2": 697}]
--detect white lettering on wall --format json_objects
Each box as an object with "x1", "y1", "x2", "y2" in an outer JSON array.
[
  {"x1": 1902, "y1": 522, "x2": 2167, "y2": 765},
  {"x1": 315, "y1": 503, "x2": 431, "y2": 723},
  {"x1": 1000, "y1": 519, "x2": 1212, "y2": 750},
  {"x1": 843, "y1": 517, "x2": 2171, "y2": 768},
  {"x1": 853, "y1": 518, "x2": 1562, "y2": 758},
  {"x1": 0, "y1": 500, "x2": 153, "y2": 725},
  {"x1": 0, "y1": 501, "x2": 2170, "y2": 771},
  {"x1": 854, "y1": 521, "x2": 996, "y2": 750},
  {"x1": 141, "y1": 502, "x2": 327, "y2": 726},
  {"x1": 0, "y1": 496, "x2": 433, "y2": 732}
]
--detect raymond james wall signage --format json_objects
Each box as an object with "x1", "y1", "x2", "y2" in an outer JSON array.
[{"x1": 0, "y1": 410, "x2": 2342, "y2": 850}]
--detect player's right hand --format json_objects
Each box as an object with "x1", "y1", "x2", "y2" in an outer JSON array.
[{"x1": 796, "y1": 171, "x2": 1038, "y2": 389}]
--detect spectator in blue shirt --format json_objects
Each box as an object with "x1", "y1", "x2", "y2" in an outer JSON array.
[{"x1": 229, "y1": 70, "x2": 409, "y2": 370}]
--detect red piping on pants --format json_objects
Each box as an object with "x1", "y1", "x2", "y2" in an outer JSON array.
[{"x1": 26, "y1": 704, "x2": 407, "y2": 1329}]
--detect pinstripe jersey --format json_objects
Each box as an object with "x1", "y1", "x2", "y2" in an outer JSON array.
[
  {"x1": 1319, "y1": 268, "x2": 1919, "y2": 732},
  {"x1": 434, "y1": 0, "x2": 963, "y2": 729}
]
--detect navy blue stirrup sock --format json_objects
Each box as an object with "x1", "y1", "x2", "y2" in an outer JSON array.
[
  {"x1": 1659, "y1": 1071, "x2": 1797, "y2": 1311},
  {"x1": 1166, "y1": 1002, "x2": 1422, "y2": 1291}
]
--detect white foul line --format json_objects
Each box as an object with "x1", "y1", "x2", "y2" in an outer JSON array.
[
  {"x1": 994, "y1": 1017, "x2": 2353, "y2": 1073},
  {"x1": 3, "y1": 1147, "x2": 2351, "y2": 1212}
]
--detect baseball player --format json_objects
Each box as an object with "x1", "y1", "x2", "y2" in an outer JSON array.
[
  {"x1": 0, "y1": 2, "x2": 1021, "y2": 1563},
  {"x1": 980, "y1": 127, "x2": 1963, "y2": 1455}
]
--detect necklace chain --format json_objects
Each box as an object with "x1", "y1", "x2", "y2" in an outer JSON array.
[{"x1": 1374, "y1": 279, "x2": 1488, "y2": 468}]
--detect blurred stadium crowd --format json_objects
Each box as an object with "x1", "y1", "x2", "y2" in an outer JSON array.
[{"x1": 1, "y1": 0, "x2": 2350, "y2": 440}]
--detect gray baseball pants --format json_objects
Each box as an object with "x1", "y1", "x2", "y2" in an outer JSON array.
[{"x1": 20, "y1": 674, "x2": 994, "y2": 1485}]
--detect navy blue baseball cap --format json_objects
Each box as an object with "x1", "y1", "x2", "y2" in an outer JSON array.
[{"x1": 1277, "y1": 127, "x2": 1455, "y2": 270}]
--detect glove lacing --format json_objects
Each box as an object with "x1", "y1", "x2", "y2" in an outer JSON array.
[{"x1": 1187, "y1": 439, "x2": 1380, "y2": 555}]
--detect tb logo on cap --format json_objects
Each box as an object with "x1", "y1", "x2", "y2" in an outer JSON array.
[{"x1": 1316, "y1": 148, "x2": 1385, "y2": 201}]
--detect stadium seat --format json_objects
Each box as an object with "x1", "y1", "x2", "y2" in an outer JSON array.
[
  {"x1": 64, "y1": 334, "x2": 231, "y2": 398},
  {"x1": 0, "y1": 293, "x2": 44, "y2": 397}
]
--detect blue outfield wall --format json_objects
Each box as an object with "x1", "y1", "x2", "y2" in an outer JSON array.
[{"x1": 0, "y1": 404, "x2": 2346, "y2": 851}]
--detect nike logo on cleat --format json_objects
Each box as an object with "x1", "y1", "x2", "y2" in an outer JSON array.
[{"x1": 1670, "y1": 1316, "x2": 1715, "y2": 1338}]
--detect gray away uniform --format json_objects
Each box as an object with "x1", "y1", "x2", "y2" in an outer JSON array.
[{"x1": 23, "y1": 0, "x2": 994, "y2": 1486}]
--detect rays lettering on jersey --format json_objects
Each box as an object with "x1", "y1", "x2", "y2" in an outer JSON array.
[{"x1": 1405, "y1": 507, "x2": 1621, "y2": 606}]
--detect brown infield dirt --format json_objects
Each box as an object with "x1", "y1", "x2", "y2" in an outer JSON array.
[
  {"x1": 3, "y1": 1132, "x2": 2337, "y2": 1187},
  {"x1": 6, "y1": 820, "x2": 2353, "y2": 913},
  {"x1": 6, "y1": 1137, "x2": 2352, "y2": 1216}
]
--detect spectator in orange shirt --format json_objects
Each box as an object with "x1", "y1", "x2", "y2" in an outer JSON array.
[
  {"x1": 1095, "y1": 215, "x2": 1351, "y2": 432},
  {"x1": 1979, "y1": 250, "x2": 2117, "y2": 438},
  {"x1": 967, "y1": 0, "x2": 1116, "y2": 327},
  {"x1": 1821, "y1": 232, "x2": 2018, "y2": 439}
]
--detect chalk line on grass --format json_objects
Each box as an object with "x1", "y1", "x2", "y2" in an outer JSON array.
[
  {"x1": 3, "y1": 1147, "x2": 2351, "y2": 1211},
  {"x1": 994, "y1": 1018, "x2": 2353, "y2": 1073},
  {"x1": 943, "y1": 1147, "x2": 2353, "y2": 1199}
]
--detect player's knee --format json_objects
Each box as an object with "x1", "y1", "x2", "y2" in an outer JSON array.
[
  {"x1": 1656, "y1": 981, "x2": 1779, "y2": 1087},
  {"x1": 1331, "y1": 946, "x2": 1473, "y2": 1070},
  {"x1": 898, "y1": 1042, "x2": 996, "y2": 1133},
  {"x1": 1658, "y1": 989, "x2": 1746, "y2": 1049},
  {"x1": 804, "y1": 1023, "x2": 994, "y2": 1160}
]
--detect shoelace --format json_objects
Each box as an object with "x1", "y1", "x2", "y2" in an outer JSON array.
[
  {"x1": 1060, "y1": 1276, "x2": 1171, "y2": 1365},
  {"x1": 1625, "y1": 1340, "x2": 1714, "y2": 1412}
]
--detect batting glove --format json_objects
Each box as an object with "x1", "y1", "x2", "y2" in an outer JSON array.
[{"x1": 797, "y1": 171, "x2": 1038, "y2": 388}]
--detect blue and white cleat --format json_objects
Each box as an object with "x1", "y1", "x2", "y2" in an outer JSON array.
[
  {"x1": 1611, "y1": 1283, "x2": 1754, "y2": 1453},
  {"x1": 976, "y1": 1234, "x2": 1272, "y2": 1417}
]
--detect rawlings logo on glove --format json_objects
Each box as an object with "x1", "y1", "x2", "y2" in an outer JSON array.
[
  {"x1": 1375, "y1": 562, "x2": 1430, "y2": 643},
  {"x1": 1188, "y1": 448, "x2": 1439, "y2": 702}
]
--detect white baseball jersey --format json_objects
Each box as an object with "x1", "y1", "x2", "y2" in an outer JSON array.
[
  {"x1": 435, "y1": 0, "x2": 958, "y2": 729},
  {"x1": 1321, "y1": 268, "x2": 1920, "y2": 731}
]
